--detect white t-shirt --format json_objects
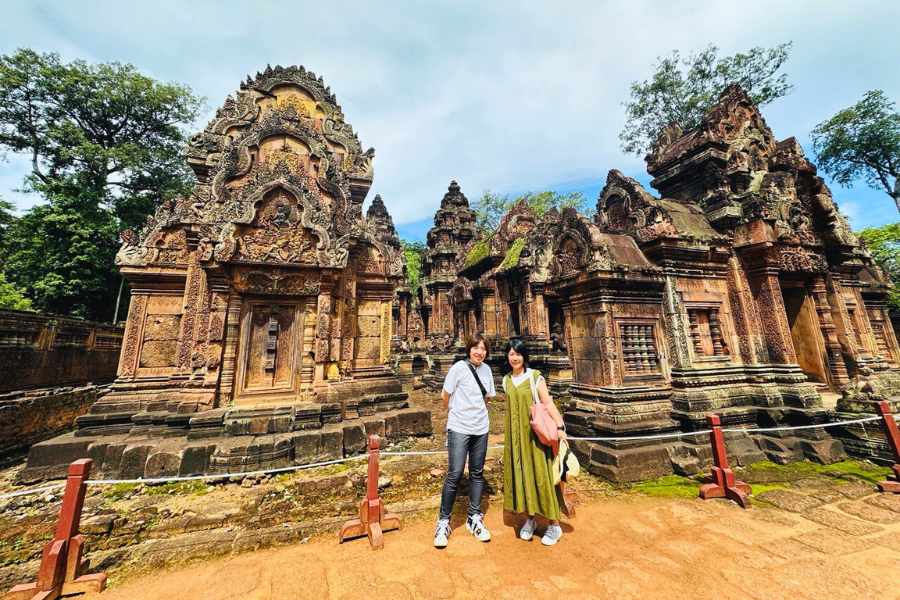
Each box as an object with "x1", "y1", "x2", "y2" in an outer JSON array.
[{"x1": 443, "y1": 360, "x2": 496, "y2": 435}]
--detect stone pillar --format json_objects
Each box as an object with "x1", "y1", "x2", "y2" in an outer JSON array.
[
  {"x1": 528, "y1": 284, "x2": 549, "y2": 338},
  {"x1": 747, "y1": 269, "x2": 797, "y2": 365},
  {"x1": 176, "y1": 259, "x2": 206, "y2": 373},
  {"x1": 117, "y1": 293, "x2": 148, "y2": 379},
  {"x1": 314, "y1": 290, "x2": 332, "y2": 387},
  {"x1": 810, "y1": 276, "x2": 849, "y2": 386},
  {"x1": 217, "y1": 294, "x2": 243, "y2": 407}
]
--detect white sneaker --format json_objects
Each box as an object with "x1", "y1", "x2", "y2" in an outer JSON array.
[
  {"x1": 519, "y1": 517, "x2": 536, "y2": 541},
  {"x1": 434, "y1": 519, "x2": 451, "y2": 548},
  {"x1": 541, "y1": 524, "x2": 563, "y2": 546},
  {"x1": 465, "y1": 513, "x2": 491, "y2": 542}
]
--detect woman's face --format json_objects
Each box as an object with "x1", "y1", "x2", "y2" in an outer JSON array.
[
  {"x1": 508, "y1": 348, "x2": 525, "y2": 371},
  {"x1": 469, "y1": 341, "x2": 487, "y2": 366}
]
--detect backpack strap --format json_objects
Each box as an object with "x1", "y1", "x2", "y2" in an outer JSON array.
[{"x1": 466, "y1": 362, "x2": 488, "y2": 399}]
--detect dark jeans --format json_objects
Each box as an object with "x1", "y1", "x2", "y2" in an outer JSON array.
[{"x1": 439, "y1": 429, "x2": 488, "y2": 521}]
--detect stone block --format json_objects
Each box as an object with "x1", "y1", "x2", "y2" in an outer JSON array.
[
  {"x1": 145, "y1": 451, "x2": 181, "y2": 478},
  {"x1": 363, "y1": 418, "x2": 385, "y2": 439},
  {"x1": 384, "y1": 414, "x2": 399, "y2": 438},
  {"x1": 180, "y1": 445, "x2": 214, "y2": 476},
  {"x1": 292, "y1": 431, "x2": 322, "y2": 463},
  {"x1": 396, "y1": 409, "x2": 433, "y2": 436},
  {"x1": 343, "y1": 423, "x2": 367, "y2": 455},
  {"x1": 320, "y1": 427, "x2": 343, "y2": 461},
  {"x1": 119, "y1": 444, "x2": 153, "y2": 479}
]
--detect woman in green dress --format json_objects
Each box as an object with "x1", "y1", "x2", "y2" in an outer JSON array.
[{"x1": 502, "y1": 338, "x2": 568, "y2": 546}]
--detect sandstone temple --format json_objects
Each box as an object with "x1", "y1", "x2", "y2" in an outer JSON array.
[
  {"x1": 18, "y1": 73, "x2": 900, "y2": 485},
  {"x1": 396, "y1": 85, "x2": 900, "y2": 481},
  {"x1": 22, "y1": 66, "x2": 431, "y2": 481}
]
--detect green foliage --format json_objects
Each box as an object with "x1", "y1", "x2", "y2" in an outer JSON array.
[
  {"x1": 472, "y1": 190, "x2": 586, "y2": 233},
  {"x1": 0, "y1": 49, "x2": 203, "y2": 319},
  {"x1": 630, "y1": 474, "x2": 701, "y2": 499},
  {"x1": 3, "y1": 200, "x2": 119, "y2": 319},
  {"x1": 463, "y1": 238, "x2": 491, "y2": 269},
  {"x1": 811, "y1": 90, "x2": 900, "y2": 213},
  {"x1": 620, "y1": 43, "x2": 793, "y2": 156},
  {"x1": 498, "y1": 237, "x2": 525, "y2": 271},
  {"x1": 857, "y1": 223, "x2": 900, "y2": 309},
  {"x1": 0, "y1": 272, "x2": 32, "y2": 311},
  {"x1": 0, "y1": 196, "x2": 15, "y2": 258},
  {"x1": 742, "y1": 459, "x2": 891, "y2": 486},
  {"x1": 401, "y1": 240, "x2": 425, "y2": 293}
]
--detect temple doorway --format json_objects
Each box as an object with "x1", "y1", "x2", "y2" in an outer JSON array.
[
  {"x1": 781, "y1": 285, "x2": 829, "y2": 385},
  {"x1": 235, "y1": 299, "x2": 315, "y2": 403}
]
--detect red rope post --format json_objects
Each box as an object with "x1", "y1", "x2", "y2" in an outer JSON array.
[
  {"x1": 338, "y1": 435, "x2": 401, "y2": 549},
  {"x1": 5, "y1": 459, "x2": 107, "y2": 600},
  {"x1": 698, "y1": 415, "x2": 751, "y2": 508},
  {"x1": 875, "y1": 401, "x2": 900, "y2": 494}
]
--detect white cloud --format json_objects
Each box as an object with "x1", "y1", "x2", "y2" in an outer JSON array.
[{"x1": 1, "y1": 0, "x2": 898, "y2": 228}]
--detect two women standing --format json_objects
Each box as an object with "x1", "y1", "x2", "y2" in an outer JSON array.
[{"x1": 435, "y1": 334, "x2": 569, "y2": 548}]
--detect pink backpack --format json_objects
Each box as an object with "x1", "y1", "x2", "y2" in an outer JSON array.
[{"x1": 527, "y1": 370, "x2": 559, "y2": 456}]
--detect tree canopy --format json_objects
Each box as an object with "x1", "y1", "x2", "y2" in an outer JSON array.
[
  {"x1": 811, "y1": 90, "x2": 900, "y2": 214},
  {"x1": 620, "y1": 43, "x2": 793, "y2": 157},
  {"x1": 857, "y1": 223, "x2": 900, "y2": 310},
  {"x1": 472, "y1": 190, "x2": 587, "y2": 233},
  {"x1": 0, "y1": 49, "x2": 203, "y2": 319},
  {"x1": 401, "y1": 240, "x2": 425, "y2": 294}
]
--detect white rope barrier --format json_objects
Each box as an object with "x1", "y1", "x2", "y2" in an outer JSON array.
[{"x1": 0, "y1": 415, "x2": 896, "y2": 502}]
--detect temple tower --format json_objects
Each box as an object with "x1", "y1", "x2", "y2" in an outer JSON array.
[{"x1": 22, "y1": 66, "x2": 431, "y2": 482}]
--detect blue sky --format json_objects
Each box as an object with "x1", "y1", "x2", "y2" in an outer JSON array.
[{"x1": 2, "y1": 1, "x2": 899, "y2": 242}]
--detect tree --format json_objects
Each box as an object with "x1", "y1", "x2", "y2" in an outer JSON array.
[
  {"x1": 811, "y1": 90, "x2": 900, "y2": 214},
  {"x1": 0, "y1": 196, "x2": 14, "y2": 257},
  {"x1": 620, "y1": 43, "x2": 793, "y2": 156},
  {"x1": 0, "y1": 49, "x2": 203, "y2": 318},
  {"x1": 0, "y1": 272, "x2": 32, "y2": 311},
  {"x1": 401, "y1": 240, "x2": 426, "y2": 294},
  {"x1": 3, "y1": 198, "x2": 119, "y2": 318},
  {"x1": 858, "y1": 223, "x2": 900, "y2": 310},
  {"x1": 472, "y1": 190, "x2": 587, "y2": 233}
]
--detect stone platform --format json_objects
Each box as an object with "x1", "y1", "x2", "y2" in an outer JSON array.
[{"x1": 20, "y1": 404, "x2": 432, "y2": 483}]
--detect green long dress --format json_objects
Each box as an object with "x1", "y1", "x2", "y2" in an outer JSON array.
[{"x1": 502, "y1": 369, "x2": 561, "y2": 520}]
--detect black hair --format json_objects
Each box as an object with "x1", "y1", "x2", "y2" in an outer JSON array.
[{"x1": 504, "y1": 338, "x2": 530, "y2": 371}]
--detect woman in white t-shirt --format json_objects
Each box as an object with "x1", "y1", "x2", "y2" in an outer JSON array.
[{"x1": 433, "y1": 334, "x2": 495, "y2": 548}]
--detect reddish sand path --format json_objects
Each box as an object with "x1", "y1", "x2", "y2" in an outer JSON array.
[{"x1": 82, "y1": 494, "x2": 900, "y2": 600}]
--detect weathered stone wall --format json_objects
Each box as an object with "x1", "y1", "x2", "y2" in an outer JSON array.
[
  {"x1": 0, "y1": 310, "x2": 122, "y2": 459},
  {"x1": 0, "y1": 310, "x2": 123, "y2": 393},
  {"x1": 0, "y1": 385, "x2": 110, "y2": 460}
]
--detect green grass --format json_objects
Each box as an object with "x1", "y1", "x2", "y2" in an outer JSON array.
[
  {"x1": 741, "y1": 459, "x2": 890, "y2": 485},
  {"x1": 630, "y1": 475, "x2": 702, "y2": 499},
  {"x1": 102, "y1": 482, "x2": 139, "y2": 501},
  {"x1": 144, "y1": 480, "x2": 211, "y2": 496}
]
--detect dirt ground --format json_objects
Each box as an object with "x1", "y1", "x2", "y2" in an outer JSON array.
[{"x1": 80, "y1": 489, "x2": 900, "y2": 600}]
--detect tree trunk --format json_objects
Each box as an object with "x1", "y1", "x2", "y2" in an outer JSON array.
[{"x1": 894, "y1": 178, "x2": 900, "y2": 214}]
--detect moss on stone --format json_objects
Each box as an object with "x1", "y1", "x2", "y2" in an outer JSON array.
[
  {"x1": 463, "y1": 239, "x2": 491, "y2": 268},
  {"x1": 740, "y1": 459, "x2": 890, "y2": 486},
  {"x1": 498, "y1": 238, "x2": 525, "y2": 271},
  {"x1": 630, "y1": 474, "x2": 701, "y2": 499}
]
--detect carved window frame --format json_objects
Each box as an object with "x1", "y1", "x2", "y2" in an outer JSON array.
[
  {"x1": 615, "y1": 318, "x2": 662, "y2": 380},
  {"x1": 684, "y1": 302, "x2": 731, "y2": 363}
]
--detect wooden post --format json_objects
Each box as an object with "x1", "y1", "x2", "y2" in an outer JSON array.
[
  {"x1": 698, "y1": 415, "x2": 752, "y2": 508},
  {"x1": 5, "y1": 459, "x2": 107, "y2": 600},
  {"x1": 338, "y1": 435, "x2": 401, "y2": 549},
  {"x1": 876, "y1": 401, "x2": 900, "y2": 494}
]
